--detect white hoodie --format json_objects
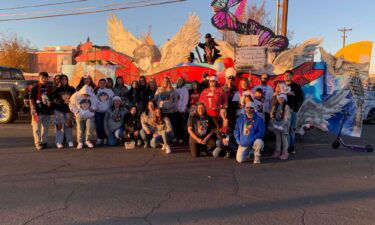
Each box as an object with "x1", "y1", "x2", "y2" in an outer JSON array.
[
  {"x1": 175, "y1": 86, "x2": 189, "y2": 113},
  {"x1": 96, "y1": 88, "x2": 114, "y2": 113},
  {"x1": 69, "y1": 85, "x2": 98, "y2": 119}
]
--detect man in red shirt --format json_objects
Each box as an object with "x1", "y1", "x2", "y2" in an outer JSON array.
[{"x1": 199, "y1": 76, "x2": 225, "y2": 125}]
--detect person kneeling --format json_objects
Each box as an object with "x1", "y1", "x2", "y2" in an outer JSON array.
[
  {"x1": 270, "y1": 94, "x2": 291, "y2": 160},
  {"x1": 104, "y1": 96, "x2": 127, "y2": 146},
  {"x1": 213, "y1": 108, "x2": 237, "y2": 158},
  {"x1": 234, "y1": 102, "x2": 265, "y2": 164},
  {"x1": 187, "y1": 103, "x2": 216, "y2": 157},
  {"x1": 150, "y1": 108, "x2": 174, "y2": 154},
  {"x1": 123, "y1": 105, "x2": 142, "y2": 146}
]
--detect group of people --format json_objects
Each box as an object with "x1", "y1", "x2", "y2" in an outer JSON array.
[{"x1": 29, "y1": 69, "x2": 304, "y2": 164}]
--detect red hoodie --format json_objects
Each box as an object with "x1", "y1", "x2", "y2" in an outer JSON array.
[{"x1": 199, "y1": 87, "x2": 226, "y2": 118}]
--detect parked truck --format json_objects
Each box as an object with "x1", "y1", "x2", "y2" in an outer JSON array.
[{"x1": 0, "y1": 67, "x2": 37, "y2": 123}]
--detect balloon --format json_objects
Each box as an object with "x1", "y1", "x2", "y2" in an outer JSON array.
[
  {"x1": 223, "y1": 57, "x2": 234, "y2": 68},
  {"x1": 213, "y1": 61, "x2": 225, "y2": 72}
]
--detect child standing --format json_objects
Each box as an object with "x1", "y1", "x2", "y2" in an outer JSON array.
[
  {"x1": 270, "y1": 94, "x2": 292, "y2": 160},
  {"x1": 95, "y1": 79, "x2": 114, "y2": 145},
  {"x1": 69, "y1": 85, "x2": 98, "y2": 149},
  {"x1": 104, "y1": 96, "x2": 127, "y2": 146}
]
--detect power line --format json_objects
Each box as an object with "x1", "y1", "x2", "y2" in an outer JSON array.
[
  {"x1": 0, "y1": 0, "x2": 186, "y2": 22},
  {"x1": 0, "y1": 0, "x2": 89, "y2": 11},
  {"x1": 0, "y1": 0, "x2": 156, "y2": 17}
]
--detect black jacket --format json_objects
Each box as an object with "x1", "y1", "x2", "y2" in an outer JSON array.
[{"x1": 286, "y1": 82, "x2": 304, "y2": 112}]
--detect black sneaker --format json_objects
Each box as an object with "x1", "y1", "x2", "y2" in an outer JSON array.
[{"x1": 289, "y1": 145, "x2": 296, "y2": 155}]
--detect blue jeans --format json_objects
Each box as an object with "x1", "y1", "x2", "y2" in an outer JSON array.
[
  {"x1": 150, "y1": 131, "x2": 174, "y2": 148},
  {"x1": 54, "y1": 110, "x2": 73, "y2": 144},
  {"x1": 95, "y1": 112, "x2": 106, "y2": 139},
  {"x1": 289, "y1": 112, "x2": 297, "y2": 147},
  {"x1": 108, "y1": 128, "x2": 124, "y2": 146}
]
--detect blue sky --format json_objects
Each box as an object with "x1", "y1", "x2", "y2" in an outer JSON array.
[{"x1": 0, "y1": 0, "x2": 374, "y2": 55}]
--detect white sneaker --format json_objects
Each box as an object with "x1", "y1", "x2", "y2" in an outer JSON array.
[
  {"x1": 96, "y1": 139, "x2": 103, "y2": 145},
  {"x1": 178, "y1": 139, "x2": 184, "y2": 144},
  {"x1": 56, "y1": 143, "x2": 63, "y2": 149},
  {"x1": 165, "y1": 145, "x2": 171, "y2": 154},
  {"x1": 68, "y1": 142, "x2": 74, "y2": 148},
  {"x1": 162, "y1": 144, "x2": 167, "y2": 150},
  {"x1": 103, "y1": 139, "x2": 108, "y2": 145},
  {"x1": 254, "y1": 156, "x2": 261, "y2": 164},
  {"x1": 137, "y1": 139, "x2": 142, "y2": 146},
  {"x1": 77, "y1": 143, "x2": 83, "y2": 150},
  {"x1": 85, "y1": 141, "x2": 94, "y2": 148}
]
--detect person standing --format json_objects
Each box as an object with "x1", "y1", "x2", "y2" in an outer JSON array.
[
  {"x1": 270, "y1": 94, "x2": 292, "y2": 160},
  {"x1": 284, "y1": 70, "x2": 304, "y2": 154},
  {"x1": 221, "y1": 75, "x2": 237, "y2": 119},
  {"x1": 154, "y1": 77, "x2": 178, "y2": 135},
  {"x1": 139, "y1": 76, "x2": 148, "y2": 112},
  {"x1": 199, "y1": 75, "x2": 226, "y2": 125},
  {"x1": 188, "y1": 81, "x2": 201, "y2": 116},
  {"x1": 233, "y1": 78, "x2": 253, "y2": 117},
  {"x1": 113, "y1": 76, "x2": 129, "y2": 107},
  {"x1": 145, "y1": 78, "x2": 158, "y2": 102},
  {"x1": 69, "y1": 85, "x2": 98, "y2": 149},
  {"x1": 106, "y1": 77, "x2": 114, "y2": 90},
  {"x1": 94, "y1": 79, "x2": 115, "y2": 145},
  {"x1": 234, "y1": 102, "x2": 265, "y2": 164},
  {"x1": 127, "y1": 81, "x2": 142, "y2": 109},
  {"x1": 175, "y1": 77, "x2": 189, "y2": 143},
  {"x1": 51, "y1": 74, "x2": 76, "y2": 149},
  {"x1": 29, "y1": 72, "x2": 53, "y2": 151},
  {"x1": 198, "y1": 33, "x2": 221, "y2": 64},
  {"x1": 187, "y1": 103, "x2": 216, "y2": 157},
  {"x1": 252, "y1": 73, "x2": 273, "y2": 129}
]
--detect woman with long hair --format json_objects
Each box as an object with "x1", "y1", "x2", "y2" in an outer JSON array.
[
  {"x1": 51, "y1": 74, "x2": 76, "y2": 149},
  {"x1": 127, "y1": 81, "x2": 142, "y2": 109},
  {"x1": 113, "y1": 76, "x2": 129, "y2": 106},
  {"x1": 270, "y1": 93, "x2": 292, "y2": 160},
  {"x1": 150, "y1": 107, "x2": 174, "y2": 154},
  {"x1": 154, "y1": 77, "x2": 178, "y2": 136},
  {"x1": 187, "y1": 102, "x2": 216, "y2": 157},
  {"x1": 52, "y1": 74, "x2": 61, "y2": 91},
  {"x1": 140, "y1": 100, "x2": 157, "y2": 148},
  {"x1": 76, "y1": 76, "x2": 96, "y2": 91},
  {"x1": 213, "y1": 107, "x2": 237, "y2": 158}
]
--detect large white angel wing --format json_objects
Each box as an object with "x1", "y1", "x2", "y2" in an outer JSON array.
[
  {"x1": 272, "y1": 38, "x2": 323, "y2": 74},
  {"x1": 107, "y1": 14, "x2": 142, "y2": 58},
  {"x1": 150, "y1": 14, "x2": 201, "y2": 74},
  {"x1": 216, "y1": 40, "x2": 235, "y2": 59}
]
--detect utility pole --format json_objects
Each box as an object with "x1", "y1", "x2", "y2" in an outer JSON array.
[
  {"x1": 281, "y1": 0, "x2": 289, "y2": 37},
  {"x1": 275, "y1": 0, "x2": 281, "y2": 35},
  {"x1": 338, "y1": 27, "x2": 352, "y2": 48}
]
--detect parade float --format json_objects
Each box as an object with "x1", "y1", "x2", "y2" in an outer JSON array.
[{"x1": 60, "y1": 0, "x2": 372, "y2": 139}]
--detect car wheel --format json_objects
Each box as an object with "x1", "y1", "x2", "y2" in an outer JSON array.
[{"x1": 0, "y1": 99, "x2": 17, "y2": 124}]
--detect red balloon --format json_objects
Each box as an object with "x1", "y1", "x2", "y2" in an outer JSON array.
[{"x1": 223, "y1": 57, "x2": 234, "y2": 68}]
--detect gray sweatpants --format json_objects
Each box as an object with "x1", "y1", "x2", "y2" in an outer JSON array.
[
  {"x1": 76, "y1": 117, "x2": 94, "y2": 143},
  {"x1": 32, "y1": 114, "x2": 51, "y2": 146}
]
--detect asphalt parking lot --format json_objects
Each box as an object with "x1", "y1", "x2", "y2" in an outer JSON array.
[{"x1": 0, "y1": 117, "x2": 374, "y2": 225}]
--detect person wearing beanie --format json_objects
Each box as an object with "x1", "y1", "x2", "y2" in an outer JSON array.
[
  {"x1": 51, "y1": 74, "x2": 76, "y2": 149},
  {"x1": 69, "y1": 84, "x2": 99, "y2": 149},
  {"x1": 234, "y1": 102, "x2": 265, "y2": 164},
  {"x1": 29, "y1": 72, "x2": 53, "y2": 151},
  {"x1": 269, "y1": 93, "x2": 292, "y2": 160},
  {"x1": 94, "y1": 78, "x2": 115, "y2": 145},
  {"x1": 104, "y1": 96, "x2": 128, "y2": 146}
]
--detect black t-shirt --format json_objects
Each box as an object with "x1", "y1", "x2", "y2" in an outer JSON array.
[
  {"x1": 51, "y1": 85, "x2": 76, "y2": 113},
  {"x1": 187, "y1": 114, "x2": 215, "y2": 139},
  {"x1": 30, "y1": 83, "x2": 53, "y2": 115},
  {"x1": 286, "y1": 82, "x2": 304, "y2": 112}
]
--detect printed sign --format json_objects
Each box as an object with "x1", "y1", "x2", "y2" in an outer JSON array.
[{"x1": 235, "y1": 47, "x2": 267, "y2": 70}]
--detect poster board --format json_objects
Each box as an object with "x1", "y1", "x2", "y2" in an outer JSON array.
[{"x1": 235, "y1": 47, "x2": 267, "y2": 71}]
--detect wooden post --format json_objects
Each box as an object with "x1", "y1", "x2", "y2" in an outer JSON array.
[{"x1": 281, "y1": 0, "x2": 289, "y2": 37}]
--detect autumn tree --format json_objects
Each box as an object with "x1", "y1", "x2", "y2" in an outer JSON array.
[{"x1": 0, "y1": 32, "x2": 31, "y2": 71}]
